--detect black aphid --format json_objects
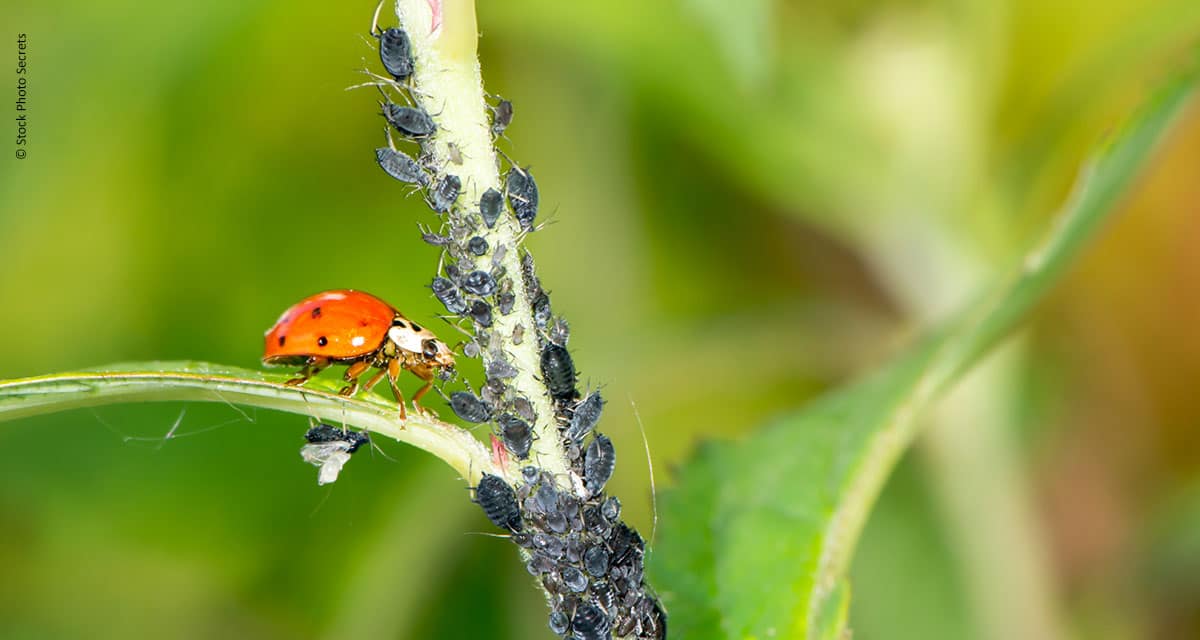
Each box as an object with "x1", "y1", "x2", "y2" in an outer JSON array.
[
  {"x1": 513, "y1": 396, "x2": 536, "y2": 422},
  {"x1": 609, "y1": 522, "x2": 644, "y2": 567},
  {"x1": 499, "y1": 414, "x2": 532, "y2": 459},
  {"x1": 601, "y1": 496, "x2": 621, "y2": 522},
  {"x1": 506, "y1": 167, "x2": 539, "y2": 231},
  {"x1": 491, "y1": 98, "x2": 514, "y2": 137},
  {"x1": 467, "y1": 236, "x2": 489, "y2": 256},
  {"x1": 540, "y1": 343, "x2": 577, "y2": 401},
  {"x1": 592, "y1": 581, "x2": 617, "y2": 615},
  {"x1": 535, "y1": 483, "x2": 559, "y2": 514},
  {"x1": 566, "y1": 392, "x2": 604, "y2": 442},
  {"x1": 640, "y1": 598, "x2": 667, "y2": 640},
  {"x1": 549, "y1": 316, "x2": 570, "y2": 346},
  {"x1": 429, "y1": 174, "x2": 462, "y2": 213},
  {"x1": 417, "y1": 223, "x2": 450, "y2": 245},
  {"x1": 375, "y1": 147, "x2": 428, "y2": 186},
  {"x1": 486, "y1": 357, "x2": 518, "y2": 379},
  {"x1": 449, "y1": 391, "x2": 491, "y2": 423},
  {"x1": 533, "y1": 293, "x2": 553, "y2": 330},
  {"x1": 584, "y1": 545, "x2": 610, "y2": 577},
  {"x1": 469, "y1": 300, "x2": 493, "y2": 328},
  {"x1": 561, "y1": 566, "x2": 588, "y2": 593},
  {"x1": 475, "y1": 473, "x2": 522, "y2": 532},
  {"x1": 548, "y1": 611, "x2": 569, "y2": 635},
  {"x1": 430, "y1": 276, "x2": 468, "y2": 315},
  {"x1": 571, "y1": 602, "x2": 611, "y2": 640},
  {"x1": 304, "y1": 424, "x2": 370, "y2": 453},
  {"x1": 382, "y1": 103, "x2": 436, "y2": 137},
  {"x1": 584, "y1": 434, "x2": 616, "y2": 495},
  {"x1": 527, "y1": 553, "x2": 556, "y2": 576},
  {"x1": 479, "y1": 188, "x2": 503, "y2": 228},
  {"x1": 497, "y1": 291, "x2": 515, "y2": 315},
  {"x1": 376, "y1": 27, "x2": 413, "y2": 80},
  {"x1": 461, "y1": 270, "x2": 497, "y2": 296}
]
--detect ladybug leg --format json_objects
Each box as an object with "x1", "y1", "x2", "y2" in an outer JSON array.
[
  {"x1": 339, "y1": 360, "x2": 372, "y2": 396},
  {"x1": 286, "y1": 357, "x2": 330, "y2": 386},
  {"x1": 409, "y1": 368, "x2": 438, "y2": 418},
  {"x1": 360, "y1": 367, "x2": 388, "y2": 393},
  {"x1": 385, "y1": 357, "x2": 408, "y2": 421}
]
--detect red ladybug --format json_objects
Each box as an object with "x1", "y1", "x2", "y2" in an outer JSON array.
[{"x1": 263, "y1": 290, "x2": 455, "y2": 419}]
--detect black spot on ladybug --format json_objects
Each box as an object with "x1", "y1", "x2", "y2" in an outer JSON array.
[
  {"x1": 359, "y1": 319, "x2": 370, "y2": 327},
  {"x1": 278, "y1": 336, "x2": 286, "y2": 347},
  {"x1": 311, "y1": 307, "x2": 322, "y2": 319},
  {"x1": 410, "y1": 322, "x2": 423, "y2": 332},
  {"x1": 394, "y1": 319, "x2": 407, "y2": 328},
  {"x1": 317, "y1": 336, "x2": 328, "y2": 347}
]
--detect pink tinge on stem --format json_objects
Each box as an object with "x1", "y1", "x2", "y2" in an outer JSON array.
[
  {"x1": 490, "y1": 433, "x2": 509, "y2": 474},
  {"x1": 426, "y1": 0, "x2": 443, "y2": 37}
]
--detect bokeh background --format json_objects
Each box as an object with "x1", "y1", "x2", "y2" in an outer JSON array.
[{"x1": 1, "y1": 1, "x2": 1199, "y2": 638}]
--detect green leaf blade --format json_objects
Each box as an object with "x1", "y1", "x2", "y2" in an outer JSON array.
[{"x1": 648, "y1": 56, "x2": 1199, "y2": 639}]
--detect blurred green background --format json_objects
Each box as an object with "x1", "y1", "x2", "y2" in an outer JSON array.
[{"x1": 1, "y1": 0, "x2": 1198, "y2": 638}]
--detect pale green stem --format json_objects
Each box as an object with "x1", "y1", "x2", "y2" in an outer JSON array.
[
  {"x1": 0, "y1": 365, "x2": 495, "y2": 482},
  {"x1": 394, "y1": 0, "x2": 571, "y2": 482}
]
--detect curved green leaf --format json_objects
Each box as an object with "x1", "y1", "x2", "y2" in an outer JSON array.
[{"x1": 648, "y1": 57, "x2": 1199, "y2": 639}]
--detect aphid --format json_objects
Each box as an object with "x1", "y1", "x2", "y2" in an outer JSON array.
[
  {"x1": 521, "y1": 252, "x2": 543, "y2": 298},
  {"x1": 449, "y1": 391, "x2": 491, "y2": 423},
  {"x1": 263, "y1": 290, "x2": 455, "y2": 420},
  {"x1": 479, "y1": 188, "x2": 503, "y2": 228},
  {"x1": 428, "y1": 174, "x2": 462, "y2": 213},
  {"x1": 584, "y1": 545, "x2": 610, "y2": 577},
  {"x1": 376, "y1": 146, "x2": 429, "y2": 186},
  {"x1": 609, "y1": 522, "x2": 644, "y2": 567},
  {"x1": 565, "y1": 533, "x2": 584, "y2": 563},
  {"x1": 591, "y1": 581, "x2": 617, "y2": 615},
  {"x1": 506, "y1": 167, "x2": 539, "y2": 231},
  {"x1": 548, "y1": 610, "x2": 569, "y2": 635},
  {"x1": 299, "y1": 423, "x2": 370, "y2": 485},
  {"x1": 565, "y1": 392, "x2": 604, "y2": 442},
  {"x1": 491, "y1": 98, "x2": 514, "y2": 138},
  {"x1": 511, "y1": 323, "x2": 525, "y2": 345},
  {"x1": 561, "y1": 566, "x2": 588, "y2": 593},
  {"x1": 496, "y1": 291, "x2": 515, "y2": 316},
  {"x1": 640, "y1": 598, "x2": 667, "y2": 639},
  {"x1": 481, "y1": 377, "x2": 509, "y2": 407},
  {"x1": 382, "y1": 102, "x2": 436, "y2": 138},
  {"x1": 536, "y1": 483, "x2": 559, "y2": 514},
  {"x1": 571, "y1": 602, "x2": 611, "y2": 640},
  {"x1": 533, "y1": 293, "x2": 553, "y2": 330},
  {"x1": 461, "y1": 270, "x2": 497, "y2": 296},
  {"x1": 601, "y1": 496, "x2": 621, "y2": 522},
  {"x1": 583, "y1": 505, "x2": 612, "y2": 539},
  {"x1": 548, "y1": 316, "x2": 570, "y2": 347},
  {"x1": 475, "y1": 473, "x2": 522, "y2": 532},
  {"x1": 430, "y1": 277, "x2": 468, "y2": 315},
  {"x1": 417, "y1": 222, "x2": 451, "y2": 246},
  {"x1": 371, "y1": 2, "x2": 414, "y2": 81},
  {"x1": 527, "y1": 553, "x2": 556, "y2": 576},
  {"x1": 303, "y1": 423, "x2": 370, "y2": 452},
  {"x1": 584, "y1": 434, "x2": 616, "y2": 495},
  {"x1": 498, "y1": 414, "x2": 532, "y2": 459},
  {"x1": 467, "y1": 236, "x2": 488, "y2": 256},
  {"x1": 540, "y1": 344, "x2": 577, "y2": 401},
  {"x1": 447, "y1": 141, "x2": 463, "y2": 165},
  {"x1": 469, "y1": 300, "x2": 493, "y2": 328},
  {"x1": 512, "y1": 396, "x2": 536, "y2": 423},
  {"x1": 521, "y1": 466, "x2": 539, "y2": 484},
  {"x1": 486, "y1": 356, "x2": 518, "y2": 380}
]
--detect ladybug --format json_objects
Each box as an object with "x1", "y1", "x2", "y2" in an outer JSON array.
[{"x1": 262, "y1": 290, "x2": 455, "y2": 419}]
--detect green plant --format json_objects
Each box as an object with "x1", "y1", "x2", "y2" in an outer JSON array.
[{"x1": 1, "y1": 2, "x2": 1196, "y2": 638}]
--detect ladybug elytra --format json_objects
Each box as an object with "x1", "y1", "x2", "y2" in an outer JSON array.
[{"x1": 262, "y1": 289, "x2": 455, "y2": 419}]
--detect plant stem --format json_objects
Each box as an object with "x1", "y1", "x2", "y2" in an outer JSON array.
[
  {"x1": 394, "y1": 0, "x2": 571, "y2": 483},
  {"x1": 0, "y1": 364, "x2": 494, "y2": 482}
]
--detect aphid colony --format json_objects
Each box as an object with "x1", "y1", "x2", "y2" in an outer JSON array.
[{"x1": 270, "y1": 7, "x2": 666, "y2": 637}]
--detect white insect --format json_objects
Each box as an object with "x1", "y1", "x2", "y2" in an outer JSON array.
[{"x1": 300, "y1": 441, "x2": 356, "y2": 485}]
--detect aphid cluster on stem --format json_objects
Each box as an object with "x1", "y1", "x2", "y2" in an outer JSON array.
[{"x1": 364, "y1": 6, "x2": 665, "y2": 636}]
